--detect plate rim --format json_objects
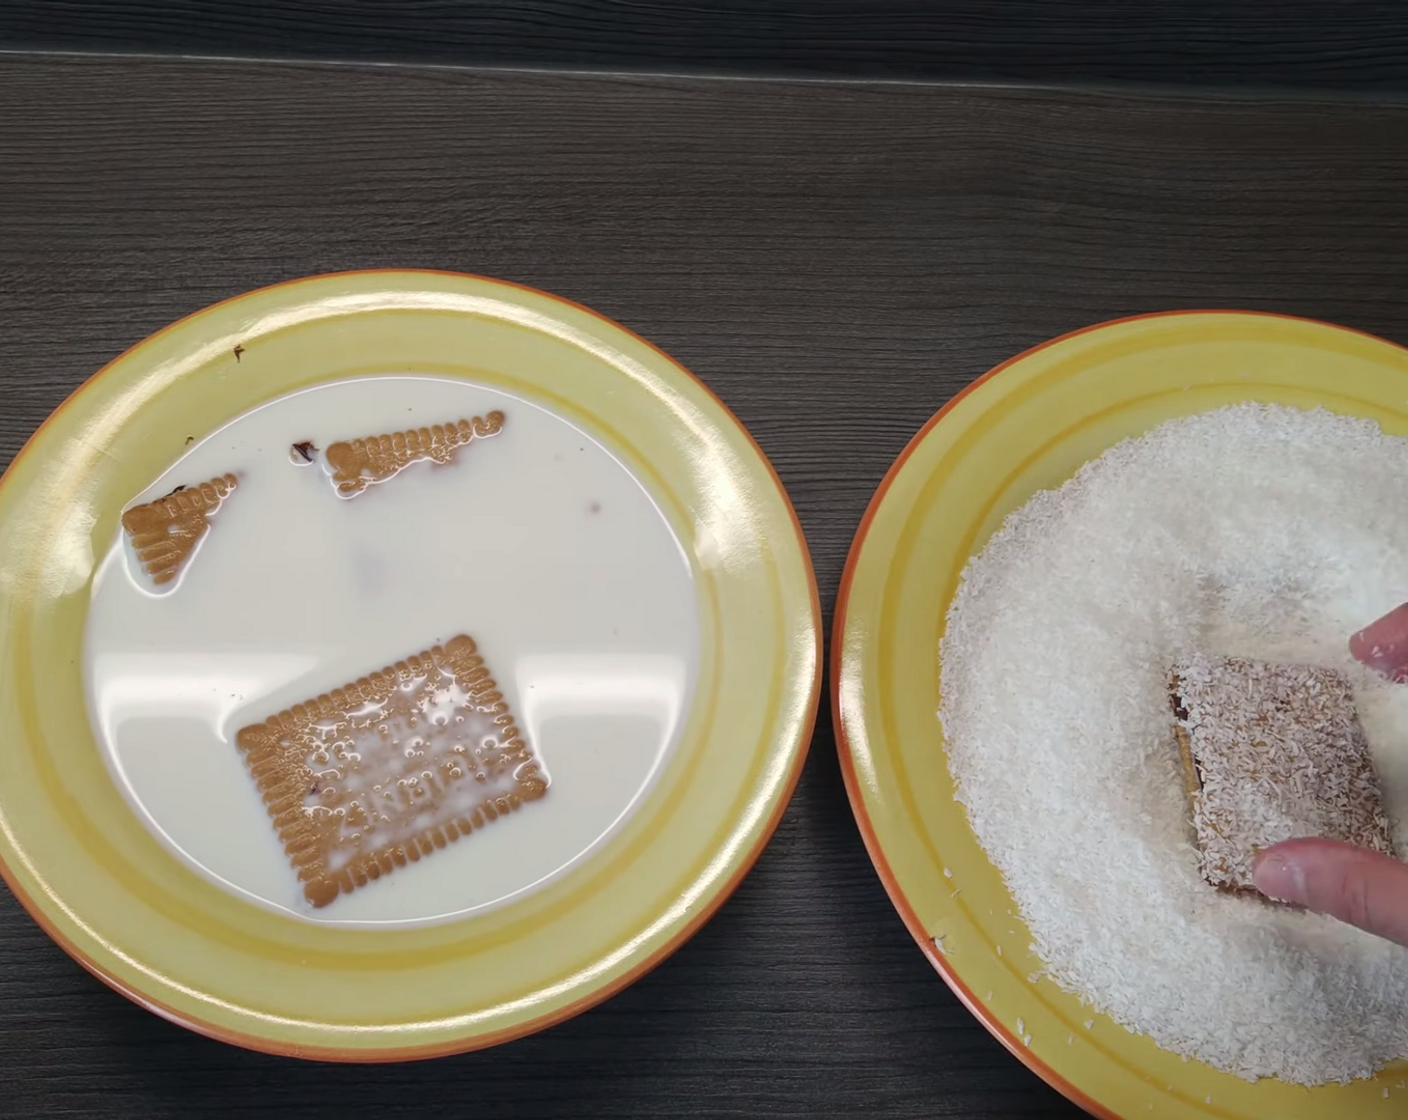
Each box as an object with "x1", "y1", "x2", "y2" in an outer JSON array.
[
  {"x1": 0, "y1": 268, "x2": 823, "y2": 1062},
  {"x1": 830, "y1": 307, "x2": 1408, "y2": 1118}
]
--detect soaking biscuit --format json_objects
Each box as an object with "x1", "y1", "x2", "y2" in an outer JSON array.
[
  {"x1": 120, "y1": 473, "x2": 238, "y2": 585},
  {"x1": 1170, "y1": 654, "x2": 1393, "y2": 891},
  {"x1": 236, "y1": 635, "x2": 547, "y2": 908},
  {"x1": 324, "y1": 412, "x2": 505, "y2": 497}
]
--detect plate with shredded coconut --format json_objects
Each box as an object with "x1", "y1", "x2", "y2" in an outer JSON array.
[{"x1": 834, "y1": 311, "x2": 1408, "y2": 1119}]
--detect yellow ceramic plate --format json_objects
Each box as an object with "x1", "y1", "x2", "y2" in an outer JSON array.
[
  {"x1": 0, "y1": 270, "x2": 820, "y2": 1059},
  {"x1": 833, "y1": 311, "x2": 1408, "y2": 1119}
]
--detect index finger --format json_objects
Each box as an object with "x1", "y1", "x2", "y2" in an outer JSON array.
[
  {"x1": 1255, "y1": 838, "x2": 1408, "y2": 946},
  {"x1": 1349, "y1": 602, "x2": 1408, "y2": 681}
]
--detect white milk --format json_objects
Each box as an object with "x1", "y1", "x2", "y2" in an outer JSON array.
[{"x1": 84, "y1": 376, "x2": 700, "y2": 927}]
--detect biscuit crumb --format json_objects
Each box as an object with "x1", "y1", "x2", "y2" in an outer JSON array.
[{"x1": 289, "y1": 440, "x2": 318, "y2": 464}]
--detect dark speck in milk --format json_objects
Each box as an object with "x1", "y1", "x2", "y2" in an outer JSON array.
[{"x1": 589, "y1": 502, "x2": 601, "y2": 514}]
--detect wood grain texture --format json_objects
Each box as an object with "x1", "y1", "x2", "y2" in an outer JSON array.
[
  {"x1": 6, "y1": 1, "x2": 1408, "y2": 91},
  {"x1": 5, "y1": 53, "x2": 1408, "y2": 1119}
]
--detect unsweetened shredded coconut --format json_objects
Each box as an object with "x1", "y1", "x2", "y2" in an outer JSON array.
[{"x1": 940, "y1": 403, "x2": 1408, "y2": 1085}]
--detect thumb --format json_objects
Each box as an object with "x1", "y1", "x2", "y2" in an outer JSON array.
[{"x1": 1253, "y1": 838, "x2": 1408, "y2": 946}]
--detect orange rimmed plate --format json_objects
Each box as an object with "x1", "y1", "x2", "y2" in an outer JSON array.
[
  {"x1": 0, "y1": 269, "x2": 821, "y2": 1059},
  {"x1": 833, "y1": 311, "x2": 1408, "y2": 1118}
]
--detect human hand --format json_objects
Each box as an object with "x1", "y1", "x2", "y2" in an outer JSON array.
[{"x1": 1251, "y1": 603, "x2": 1408, "y2": 944}]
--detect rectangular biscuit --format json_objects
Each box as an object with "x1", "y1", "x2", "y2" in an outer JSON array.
[
  {"x1": 1170, "y1": 654, "x2": 1393, "y2": 892},
  {"x1": 236, "y1": 634, "x2": 548, "y2": 908}
]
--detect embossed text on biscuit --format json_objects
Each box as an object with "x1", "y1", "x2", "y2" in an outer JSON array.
[{"x1": 235, "y1": 634, "x2": 548, "y2": 908}]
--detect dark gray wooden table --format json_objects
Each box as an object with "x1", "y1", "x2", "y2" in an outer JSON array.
[{"x1": 3, "y1": 52, "x2": 1408, "y2": 1120}]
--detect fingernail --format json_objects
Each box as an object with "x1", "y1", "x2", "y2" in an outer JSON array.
[
  {"x1": 1252, "y1": 849, "x2": 1307, "y2": 904},
  {"x1": 1351, "y1": 636, "x2": 1408, "y2": 680},
  {"x1": 1349, "y1": 628, "x2": 1392, "y2": 668},
  {"x1": 1349, "y1": 603, "x2": 1408, "y2": 680}
]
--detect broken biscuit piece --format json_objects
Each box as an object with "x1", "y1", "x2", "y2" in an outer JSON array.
[
  {"x1": 324, "y1": 411, "x2": 504, "y2": 497},
  {"x1": 120, "y1": 473, "x2": 238, "y2": 585},
  {"x1": 1170, "y1": 654, "x2": 1394, "y2": 892},
  {"x1": 235, "y1": 635, "x2": 548, "y2": 908}
]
